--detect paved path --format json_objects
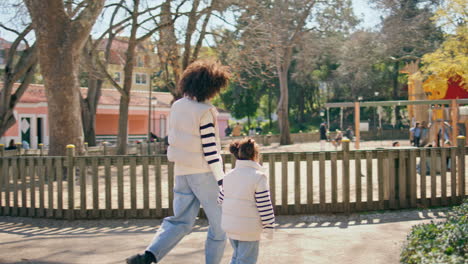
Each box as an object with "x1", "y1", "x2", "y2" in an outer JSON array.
[{"x1": 0, "y1": 208, "x2": 447, "y2": 264}]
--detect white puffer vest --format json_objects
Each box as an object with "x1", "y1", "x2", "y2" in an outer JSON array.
[{"x1": 167, "y1": 97, "x2": 221, "y2": 175}]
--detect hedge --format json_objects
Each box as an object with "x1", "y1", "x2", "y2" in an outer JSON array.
[{"x1": 400, "y1": 200, "x2": 467, "y2": 264}]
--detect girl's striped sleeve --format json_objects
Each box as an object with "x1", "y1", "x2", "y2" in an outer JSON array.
[
  {"x1": 217, "y1": 188, "x2": 225, "y2": 205},
  {"x1": 255, "y1": 176, "x2": 275, "y2": 229},
  {"x1": 200, "y1": 111, "x2": 224, "y2": 185}
]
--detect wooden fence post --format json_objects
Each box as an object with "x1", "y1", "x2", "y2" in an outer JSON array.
[
  {"x1": 139, "y1": 143, "x2": 144, "y2": 156},
  {"x1": 16, "y1": 142, "x2": 22, "y2": 156},
  {"x1": 39, "y1": 143, "x2": 44, "y2": 156},
  {"x1": 66, "y1": 144, "x2": 75, "y2": 220},
  {"x1": 0, "y1": 144, "x2": 4, "y2": 215},
  {"x1": 457, "y1": 136, "x2": 465, "y2": 201},
  {"x1": 342, "y1": 139, "x2": 350, "y2": 214},
  {"x1": 294, "y1": 153, "x2": 301, "y2": 214},
  {"x1": 281, "y1": 153, "x2": 288, "y2": 215},
  {"x1": 354, "y1": 102, "x2": 360, "y2": 149},
  {"x1": 84, "y1": 142, "x2": 88, "y2": 156},
  {"x1": 102, "y1": 141, "x2": 108, "y2": 156}
]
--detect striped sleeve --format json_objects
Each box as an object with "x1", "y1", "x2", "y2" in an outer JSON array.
[
  {"x1": 255, "y1": 176, "x2": 275, "y2": 229},
  {"x1": 217, "y1": 188, "x2": 224, "y2": 205},
  {"x1": 200, "y1": 111, "x2": 224, "y2": 184}
]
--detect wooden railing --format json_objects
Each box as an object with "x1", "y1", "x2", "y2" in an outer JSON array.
[
  {"x1": 0, "y1": 138, "x2": 466, "y2": 219},
  {"x1": 0, "y1": 141, "x2": 168, "y2": 157}
]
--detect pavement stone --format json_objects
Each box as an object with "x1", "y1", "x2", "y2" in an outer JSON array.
[{"x1": 0, "y1": 208, "x2": 448, "y2": 264}]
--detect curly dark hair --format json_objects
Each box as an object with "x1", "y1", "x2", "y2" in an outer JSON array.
[
  {"x1": 229, "y1": 138, "x2": 260, "y2": 162},
  {"x1": 178, "y1": 60, "x2": 231, "y2": 102}
]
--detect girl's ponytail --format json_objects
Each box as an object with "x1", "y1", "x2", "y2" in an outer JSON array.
[
  {"x1": 229, "y1": 141, "x2": 241, "y2": 159},
  {"x1": 229, "y1": 138, "x2": 259, "y2": 162}
]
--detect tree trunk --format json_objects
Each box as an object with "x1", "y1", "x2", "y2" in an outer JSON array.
[
  {"x1": 392, "y1": 61, "x2": 402, "y2": 127},
  {"x1": 278, "y1": 69, "x2": 292, "y2": 145},
  {"x1": 158, "y1": 0, "x2": 181, "y2": 99},
  {"x1": 114, "y1": 0, "x2": 140, "y2": 155},
  {"x1": 81, "y1": 79, "x2": 101, "y2": 146},
  {"x1": 268, "y1": 83, "x2": 272, "y2": 130},
  {"x1": 0, "y1": 25, "x2": 37, "y2": 139},
  {"x1": 43, "y1": 53, "x2": 84, "y2": 155},
  {"x1": 0, "y1": 111, "x2": 17, "y2": 138},
  {"x1": 0, "y1": 61, "x2": 36, "y2": 137},
  {"x1": 181, "y1": 0, "x2": 201, "y2": 70},
  {"x1": 116, "y1": 95, "x2": 130, "y2": 154},
  {"x1": 24, "y1": 0, "x2": 104, "y2": 155}
]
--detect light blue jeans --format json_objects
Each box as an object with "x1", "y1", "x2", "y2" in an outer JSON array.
[
  {"x1": 146, "y1": 172, "x2": 226, "y2": 263},
  {"x1": 229, "y1": 239, "x2": 259, "y2": 264}
]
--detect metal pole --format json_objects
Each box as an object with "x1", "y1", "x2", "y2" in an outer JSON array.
[
  {"x1": 340, "y1": 107, "x2": 343, "y2": 130},
  {"x1": 354, "y1": 101, "x2": 360, "y2": 149},
  {"x1": 148, "y1": 75, "x2": 152, "y2": 142},
  {"x1": 327, "y1": 107, "x2": 330, "y2": 129}
]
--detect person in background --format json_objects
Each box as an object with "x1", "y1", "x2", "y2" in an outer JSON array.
[
  {"x1": 218, "y1": 138, "x2": 275, "y2": 264},
  {"x1": 5, "y1": 139, "x2": 17, "y2": 150},
  {"x1": 127, "y1": 60, "x2": 231, "y2": 264},
  {"x1": 319, "y1": 123, "x2": 328, "y2": 150},
  {"x1": 22, "y1": 140, "x2": 30, "y2": 149},
  {"x1": 331, "y1": 129, "x2": 343, "y2": 150},
  {"x1": 345, "y1": 126, "x2": 354, "y2": 141},
  {"x1": 392, "y1": 141, "x2": 400, "y2": 147},
  {"x1": 255, "y1": 125, "x2": 263, "y2": 135},
  {"x1": 224, "y1": 125, "x2": 232, "y2": 137},
  {"x1": 232, "y1": 122, "x2": 242, "y2": 137},
  {"x1": 445, "y1": 140, "x2": 451, "y2": 171},
  {"x1": 420, "y1": 121, "x2": 430, "y2": 147},
  {"x1": 409, "y1": 123, "x2": 417, "y2": 146},
  {"x1": 413, "y1": 122, "x2": 422, "y2": 147}
]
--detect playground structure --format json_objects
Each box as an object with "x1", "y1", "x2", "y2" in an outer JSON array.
[
  {"x1": 325, "y1": 61, "x2": 468, "y2": 149},
  {"x1": 402, "y1": 61, "x2": 468, "y2": 147},
  {"x1": 325, "y1": 99, "x2": 468, "y2": 149}
]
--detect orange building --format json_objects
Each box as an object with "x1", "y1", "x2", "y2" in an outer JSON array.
[{"x1": 1, "y1": 84, "x2": 230, "y2": 148}]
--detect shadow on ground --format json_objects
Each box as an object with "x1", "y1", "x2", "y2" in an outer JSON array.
[{"x1": 0, "y1": 208, "x2": 447, "y2": 238}]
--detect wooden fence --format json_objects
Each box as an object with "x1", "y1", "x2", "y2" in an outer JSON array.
[
  {"x1": 0, "y1": 138, "x2": 466, "y2": 220},
  {"x1": 0, "y1": 141, "x2": 167, "y2": 157}
]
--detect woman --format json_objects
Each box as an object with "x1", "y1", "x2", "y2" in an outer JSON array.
[{"x1": 127, "y1": 60, "x2": 231, "y2": 264}]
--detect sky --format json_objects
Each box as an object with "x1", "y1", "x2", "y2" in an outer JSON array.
[
  {"x1": 352, "y1": 0, "x2": 383, "y2": 30},
  {"x1": 0, "y1": 0, "x2": 384, "y2": 43}
]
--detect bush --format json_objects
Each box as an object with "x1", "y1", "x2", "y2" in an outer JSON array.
[{"x1": 400, "y1": 200, "x2": 467, "y2": 264}]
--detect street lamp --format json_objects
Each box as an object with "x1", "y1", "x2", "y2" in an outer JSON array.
[
  {"x1": 148, "y1": 71, "x2": 162, "y2": 142},
  {"x1": 374, "y1": 92, "x2": 379, "y2": 131}
]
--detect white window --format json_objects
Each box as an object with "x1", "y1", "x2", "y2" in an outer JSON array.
[
  {"x1": 137, "y1": 56, "x2": 144, "y2": 67},
  {"x1": 135, "y1": 73, "x2": 147, "y2": 84},
  {"x1": 114, "y1": 72, "x2": 121, "y2": 83}
]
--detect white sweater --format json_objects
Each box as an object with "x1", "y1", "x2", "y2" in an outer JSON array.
[
  {"x1": 167, "y1": 97, "x2": 224, "y2": 182},
  {"x1": 218, "y1": 160, "x2": 275, "y2": 241}
]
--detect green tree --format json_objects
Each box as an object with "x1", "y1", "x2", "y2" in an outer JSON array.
[
  {"x1": 421, "y1": 0, "x2": 468, "y2": 90},
  {"x1": 220, "y1": 80, "x2": 261, "y2": 127}
]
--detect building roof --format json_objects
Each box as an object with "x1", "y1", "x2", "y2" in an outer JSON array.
[
  {"x1": 14, "y1": 83, "x2": 172, "y2": 108},
  {"x1": 12, "y1": 83, "x2": 229, "y2": 113},
  {"x1": 97, "y1": 38, "x2": 152, "y2": 65},
  {"x1": 0, "y1": 37, "x2": 26, "y2": 51}
]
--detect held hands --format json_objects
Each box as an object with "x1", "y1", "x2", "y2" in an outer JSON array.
[
  {"x1": 262, "y1": 228, "x2": 275, "y2": 240},
  {"x1": 217, "y1": 185, "x2": 224, "y2": 205}
]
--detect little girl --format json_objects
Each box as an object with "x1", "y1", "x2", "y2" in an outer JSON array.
[{"x1": 218, "y1": 138, "x2": 275, "y2": 264}]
